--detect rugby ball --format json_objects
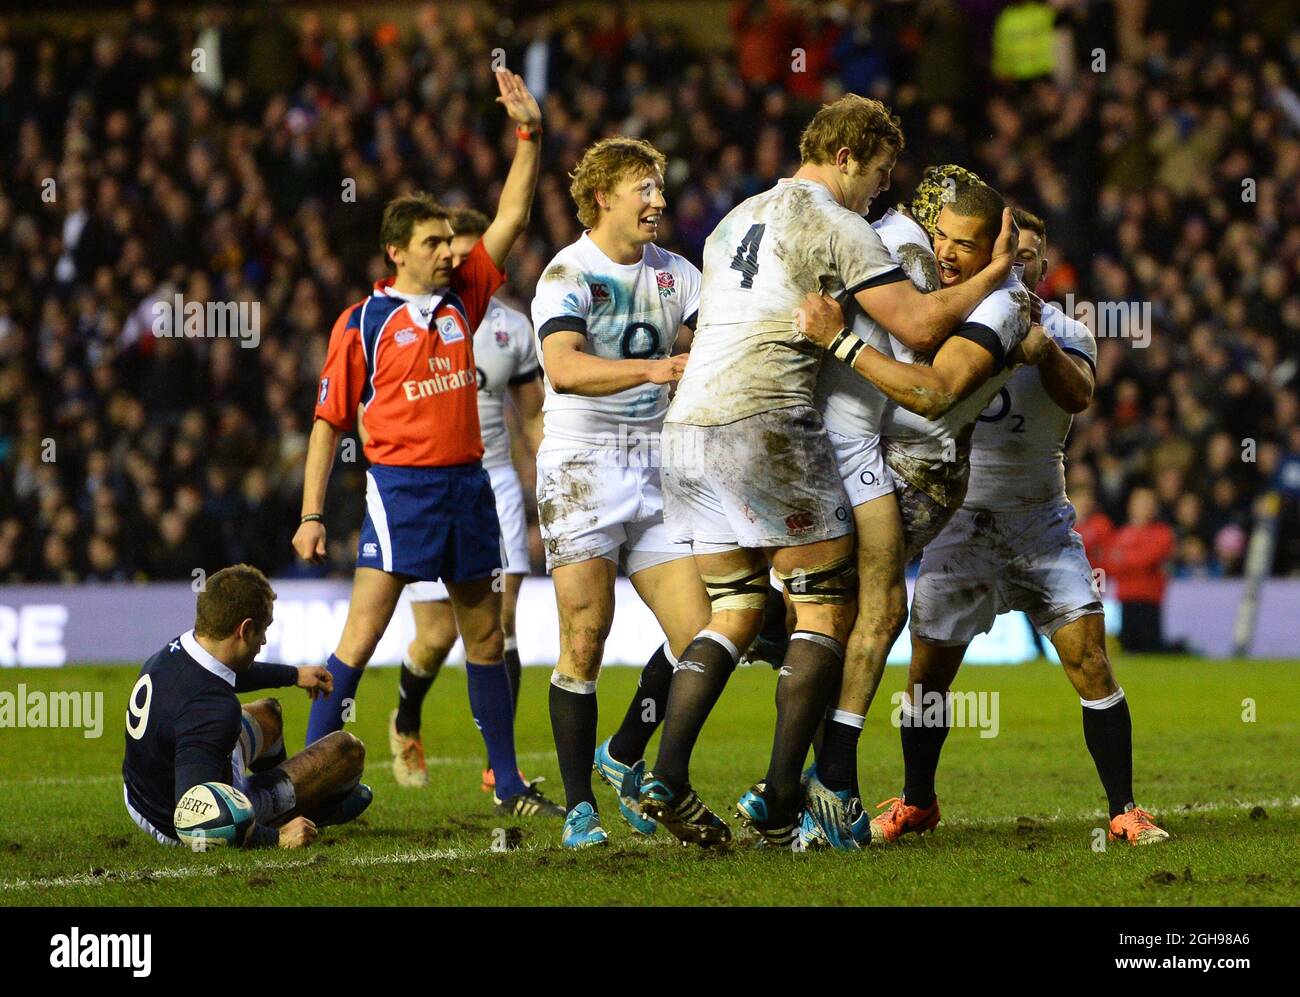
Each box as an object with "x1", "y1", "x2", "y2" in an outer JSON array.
[{"x1": 174, "y1": 782, "x2": 256, "y2": 851}]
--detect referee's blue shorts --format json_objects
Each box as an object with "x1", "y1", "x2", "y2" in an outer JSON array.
[{"x1": 357, "y1": 463, "x2": 503, "y2": 584}]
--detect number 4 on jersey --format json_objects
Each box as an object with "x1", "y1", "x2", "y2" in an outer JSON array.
[{"x1": 730, "y1": 223, "x2": 765, "y2": 289}]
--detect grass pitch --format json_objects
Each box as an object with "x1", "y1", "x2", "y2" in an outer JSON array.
[{"x1": 1, "y1": 656, "x2": 1297, "y2": 906}]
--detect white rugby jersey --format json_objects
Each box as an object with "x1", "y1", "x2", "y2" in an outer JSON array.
[
  {"x1": 474, "y1": 298, "x2": 538, "y2": 469},
  {"x1": 531, "y1": 233, "x2": 700, "y2": 451},
  {"x1": 668, "y1": 179, "x2": 904, "y2": 427},
  {"x1": 883, "y1": 271, "x2": 1032, "y2": 507},
  {"x1": 964, "y1": 302, "x2": 1098, "y2": 511},
  {"x1": 818, "y1": 209, "x2": 938, "y2": 439}
]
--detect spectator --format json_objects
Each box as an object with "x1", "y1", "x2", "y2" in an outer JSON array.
[
  {"x1": 1071, "y1": 483, "x2": 1113, "y2": 567},
  {"x1": 0, "y1": 2, "x2": 1296, "y2": 587},
  {"x1": 1099, "y1": 486, "x2": 1177, "y2": 653}
]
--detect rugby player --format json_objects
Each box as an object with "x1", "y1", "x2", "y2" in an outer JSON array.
[
  {"x1": 875, "y1": 207, "x2": 1170, "y2": 845},
  {"x1": 644, "y1": 97, "x2": 1018, "y2": 848},
  {"x1": 292, "y1": 70, "x2": 554, "y2": 817},
  {"x1": 385, "y1": 207, "x2": 553, "y2": 809},
  {"x1": 531, "y1": 137, "x2": 711, "y2": 848},
  {"x1": 123, "y1": 565, "x2": 369, "y2": 848},
  {"x1": 796, "y1": 171, "x2": 1032, "y2": 847}
]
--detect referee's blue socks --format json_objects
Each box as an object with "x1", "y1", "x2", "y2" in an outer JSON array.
[
  {"x1": 306, "y1": 654, "x2": 363, "y2": 746},
  {"x1": 467, "y1": 660, "x2": 527, "y2": 799}
]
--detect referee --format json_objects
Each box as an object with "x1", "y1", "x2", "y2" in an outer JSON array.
[{"x1": 292, "y1": 69, "x2": 559, "y2": 817}]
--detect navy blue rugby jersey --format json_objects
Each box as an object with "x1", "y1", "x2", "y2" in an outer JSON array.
[{"x1": 123, "y1": 630, "x2": 296, "y2": 841}]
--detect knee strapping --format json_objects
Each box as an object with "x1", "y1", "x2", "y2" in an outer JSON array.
[
  {"x1": 700, "y1": 563, "x2": 771, "y2": 611},
  {"x1": 777, "y1": 555, "x2": 857, "y2": 604}
]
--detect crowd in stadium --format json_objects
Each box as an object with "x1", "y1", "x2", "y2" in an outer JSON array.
[{"x1": 1, "y1": 0, "x2": 1299, "y2": 586}]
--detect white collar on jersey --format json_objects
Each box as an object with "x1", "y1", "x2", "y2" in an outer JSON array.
[
  {"x1": 180, "y1": 629, "x2": 237, "y2": 687},
  {"x1": 372, "y1": 279, "x2": 447, "y2": 330}
]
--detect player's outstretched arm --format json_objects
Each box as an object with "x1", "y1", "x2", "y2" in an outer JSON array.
[
  {"x1": 292, "y1": 418, "x2": 341, "y2": 564},
  {"x1": 542, "y1": 332, "x2": 687, "y2": 396},
  {"x1": 854, "y1": 208, "x2": 1018, "y2": 353},
  {"x1": 480, "y1": 69, "x2": 542, "y2": 269}
]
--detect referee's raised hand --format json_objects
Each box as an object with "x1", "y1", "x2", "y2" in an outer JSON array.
[{"x1": 494, "y1": 68, "x2": 541, "y2": 129}]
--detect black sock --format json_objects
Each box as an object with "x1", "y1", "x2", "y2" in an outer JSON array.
[
  {"x1": 652, "y1": 631, "x2": 739, "y2": 789},
  {"x1": 1081, "y1": 691, "x2": 1133, "y2": 818},
  {"x1": 900, "y1": 691, "x2": 950, "y2": 809},
  {"x1": 504, "y1": 640, "x2": 522, "y2": 717},
  {"x1": 395, "y1": 657, "x2": 438, "y2": 735},
  {"x1": 608, "y1": 642, "x2": 675, "y2": 764},
  {"x1": 764, "y1": 631, "x2": 843, "y2": 823},
  {"x1": 758, "y1": 584, "x2": 789, "y2": 643},
  {"x1": 817, "y1": 714, "x2": 863, "y2": 794},
  {"x1": 549, "y1": 672, "x2": 598, "y2": 811}
]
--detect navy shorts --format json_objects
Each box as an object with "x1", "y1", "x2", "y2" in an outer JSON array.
[{"x1": 358, "y1": 464, "x2": 503, "y2": 583}]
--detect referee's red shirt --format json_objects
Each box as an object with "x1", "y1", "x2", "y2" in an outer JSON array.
[{"x1": 314, "y1": 241, "x2": 505, "y2": 467}]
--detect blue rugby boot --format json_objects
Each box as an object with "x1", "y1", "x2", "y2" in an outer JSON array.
[
  {"x1": 802, "y1": 771, "x2": 864, "y2": 851},
  {"x1": 562, "y1": 802, "x2": 609, "y2": 849},
  {"x1": 593, "y1": 738, "x2": 656, "y2": 835},
  {"x1": 735, "y1": 782, "x2": 799, "y2": 850}
]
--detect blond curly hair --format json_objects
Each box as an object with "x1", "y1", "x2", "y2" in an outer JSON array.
[{"x1": 568, "y1": 138, "x2": 667, "y2": 229}]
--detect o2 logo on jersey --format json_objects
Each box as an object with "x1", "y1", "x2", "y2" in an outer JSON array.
[
  {"x1": 655, "y1": 271, "x2": 676, "y2": 298},
  {"x1": 978, "y1": 387, "x2": 1026, "y2": 433},
  {"x1": 436, "y1": 316, "x2": 464, "y2": 344},
  {"x1": 978, "y1": 387, "x2": 1011, "y2": 423},
  {"x1": 318, "y1": 378, "x2": 329, "y2": 404}
]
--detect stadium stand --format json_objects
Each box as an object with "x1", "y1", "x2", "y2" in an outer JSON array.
[{"x1": 1, "y1": 0, "x2": 1298, "y2": 583}]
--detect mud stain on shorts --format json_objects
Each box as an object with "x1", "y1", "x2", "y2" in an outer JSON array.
[
  {"x1": 885, "y1": 443, "x2": 969, "y2": 511},
  {"x1": 896, "y1": 479, "x2": 958, "y2": 561},
  {"x1": 537, "y1": 455, "x2": 600, "y2": 545}
]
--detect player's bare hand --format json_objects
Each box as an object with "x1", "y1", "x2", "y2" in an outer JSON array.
[
  {"x1": 296, "y1": 665, "x2": 333, "y2": 700},
  {"x1": 646, "y1": 353, "x2": 689, "y2": 385},
  {"x1": 495, "y1": 70, "x2": 541, "y2": 129},
  {"x1": 1010, "y1": 323, "x2": 1051, "y2": 366},
  {"x1": 278, "y1": 817, "x2": 318, "y2": 849},
  {"x1": 989, "y1": 208, "x2": 1019, "y2": 280},
  {"x1": 794, "y1": 291, "x2": 846, "y2": 349},
  {"x1": 293, "y1": 520, "x2": 327, "y2": 564}
]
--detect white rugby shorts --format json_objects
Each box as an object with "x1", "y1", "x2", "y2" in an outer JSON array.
[{"x1": 910, "y1": 502, "x2": 1103, "y2": 645}]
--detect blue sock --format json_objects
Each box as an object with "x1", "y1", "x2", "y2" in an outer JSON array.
[
  {"x1": 466, "y1": 660, "x2": 527, "y2": 799},
  {"x1": 306, "y1": 654, "x2": 363, "y2": 747}
]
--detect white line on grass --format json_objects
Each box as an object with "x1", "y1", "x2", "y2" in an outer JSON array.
[
  {"x1": 0, "y1": 845, "x2": 478, "y2": 892},
  {"x1": 4, "y1": 796, "x2": 1297, "y2": 893},
  {"x1": 0, "y1": 751, "x2": 558, "y2": 789}
]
